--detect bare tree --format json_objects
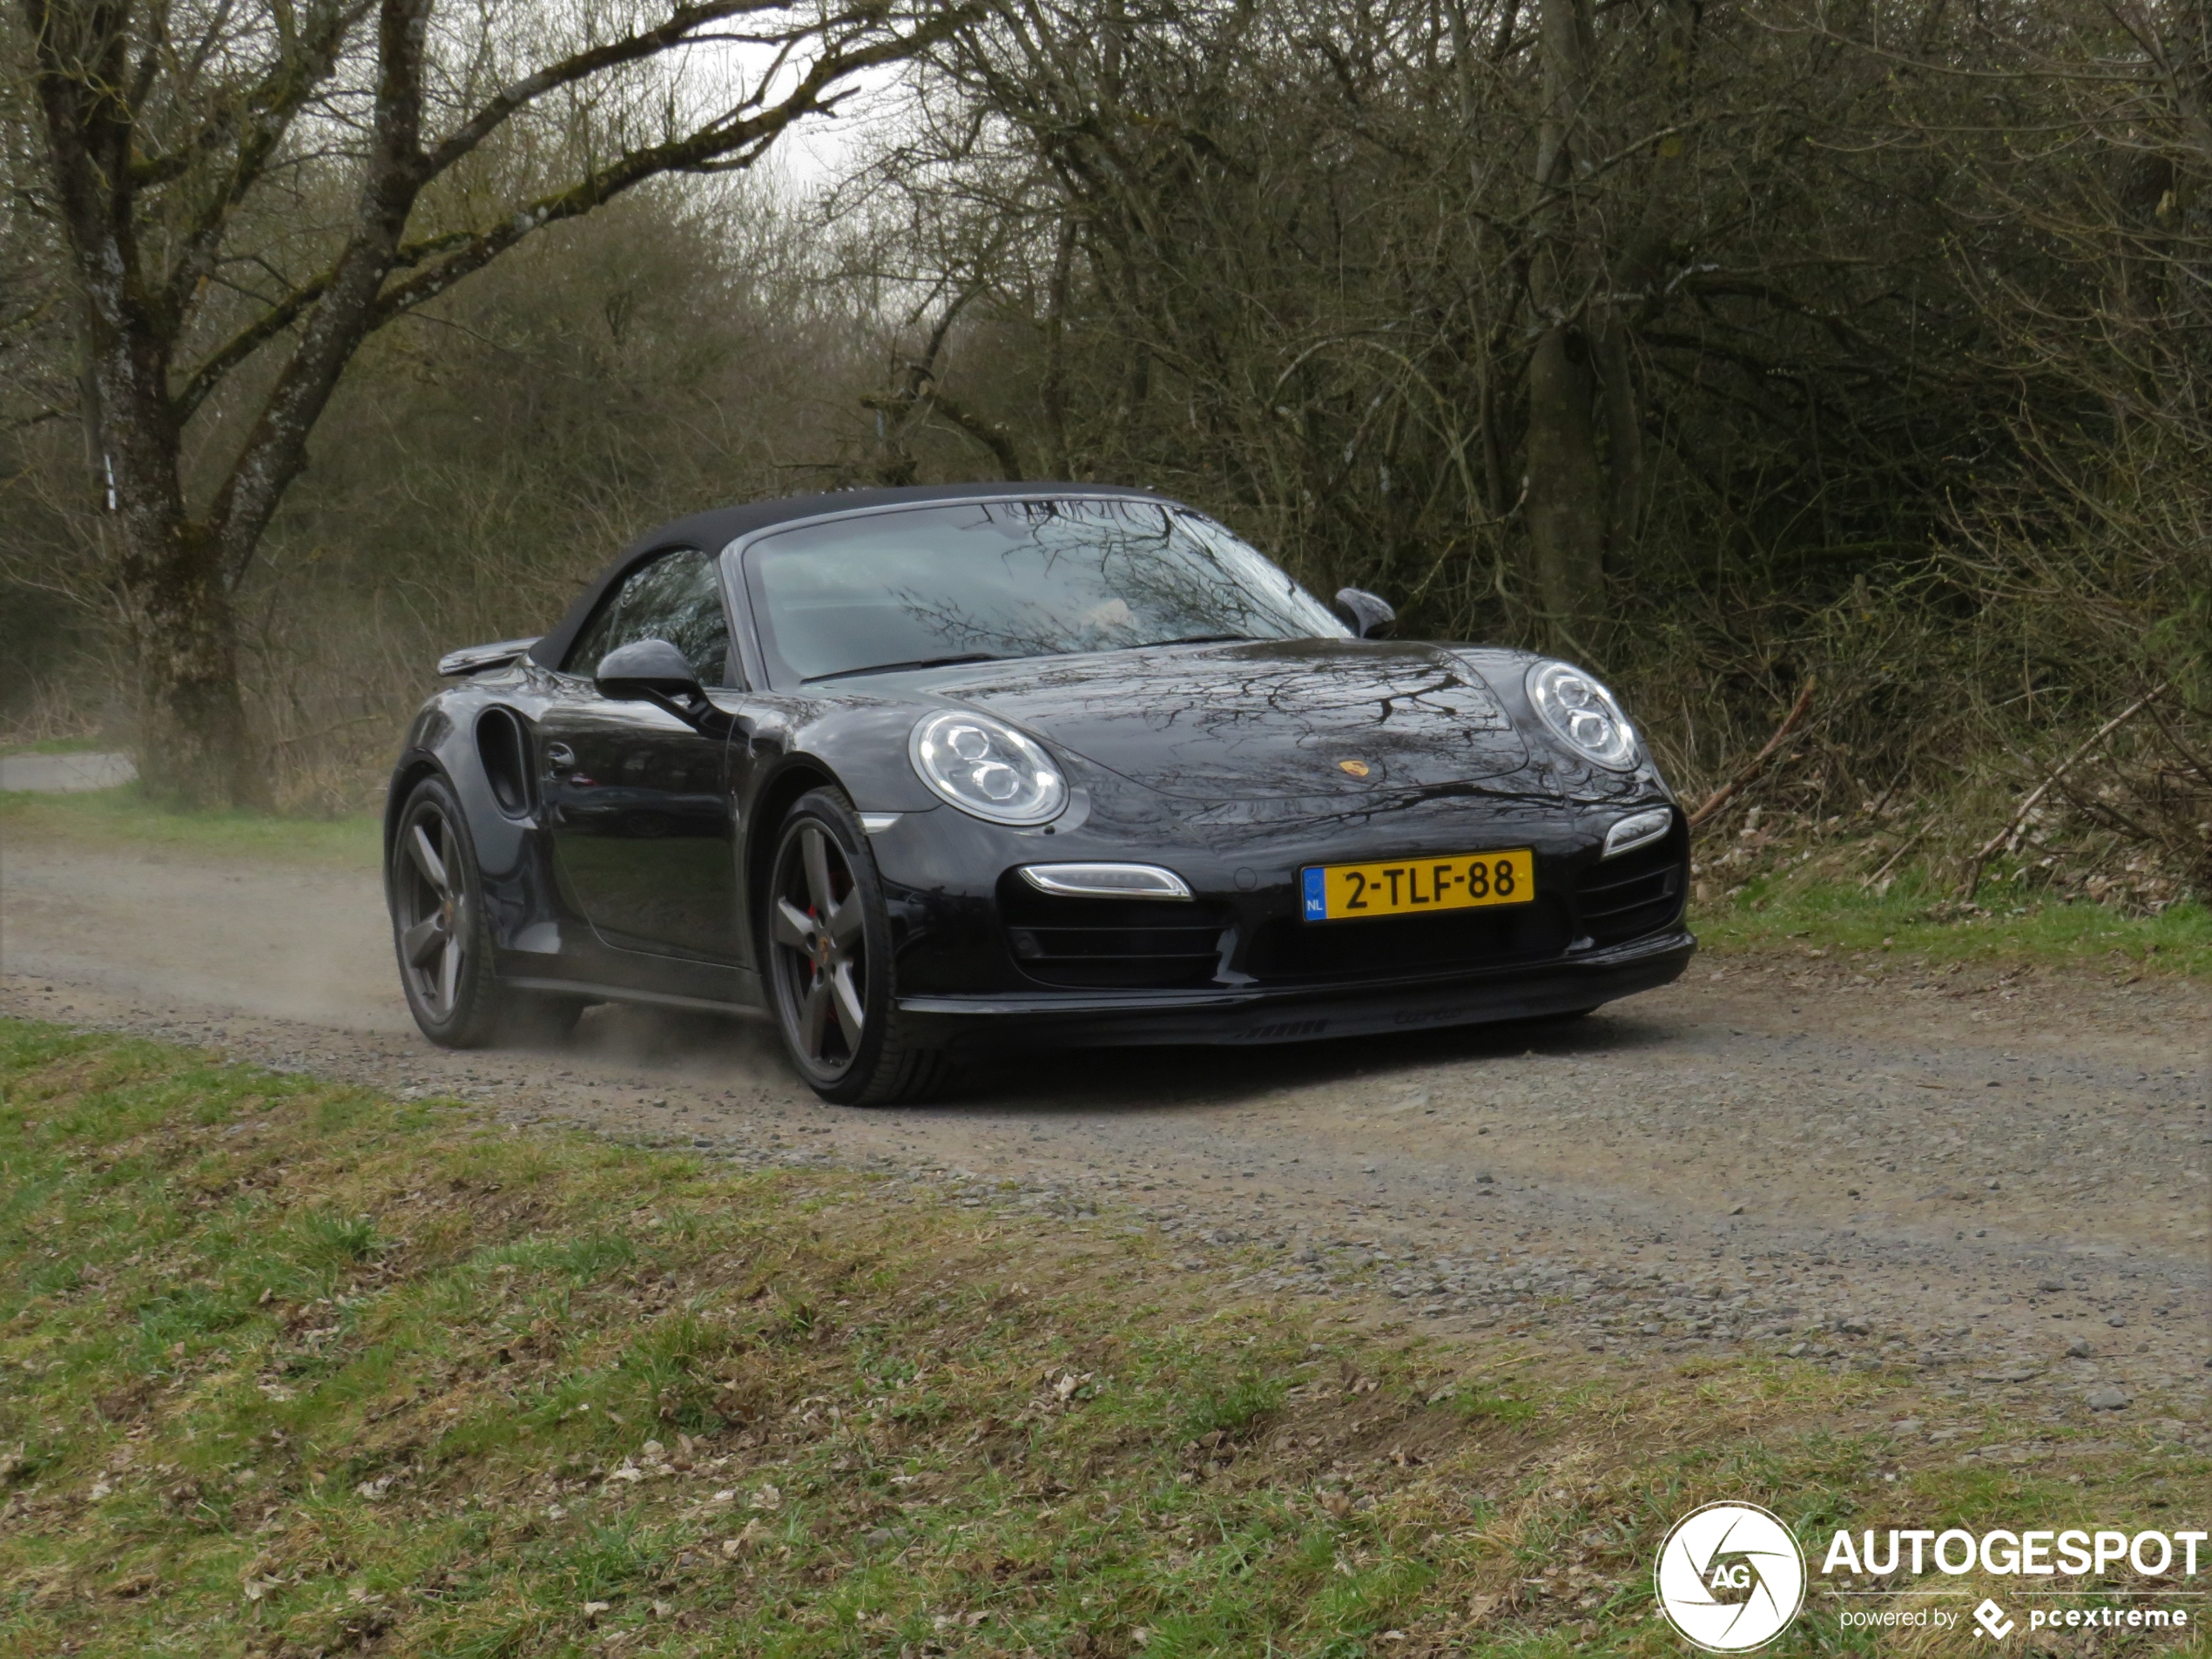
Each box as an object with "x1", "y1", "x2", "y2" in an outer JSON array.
[
  {"x1": 860, "y1": 286, "x2": 1026, "y2": 482},
  {"x1": 1522, "y1": 0, "x2": 1701, "y2": 658},
  {"x1": 1881, "y1": 0, "x2": 2212, "y2": 893},
  {"x1": 16, "y1": 0, "x2": 974, "y2": 805}
]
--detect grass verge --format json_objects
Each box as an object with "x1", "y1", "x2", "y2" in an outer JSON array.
[
  {"x1": 0, "y1": 786, "x2": 380, "y2": 869},
  {"x1": 1695, "y1": 873, "x2": 2212, "y2": 979},
  {"x1": 0, "y1": 738, "x2": 114, "y2": 758},
  {"x1": 2, "y1": 1022, "x2": 2202, "y2": 1656}
]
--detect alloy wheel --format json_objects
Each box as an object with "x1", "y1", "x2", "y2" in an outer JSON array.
[
  {"x1": 395, "y1": 802, "x2": 468, "y2": 1021},
  {"x1": 770, "y1": 822, "x2": 867, "y2": 1073}
]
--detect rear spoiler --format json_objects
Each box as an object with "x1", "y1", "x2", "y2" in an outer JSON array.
[{"x1": 436, "y1": 637, "x2": 541, "y2": 678}]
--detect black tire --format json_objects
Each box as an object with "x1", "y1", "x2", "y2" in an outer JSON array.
[
  {"x1": 761, "y1": 788, "x2": 956, "y2": 1106},
  {"x1": 389, "y1": 774, "x2": 583, "y2": 1048}
]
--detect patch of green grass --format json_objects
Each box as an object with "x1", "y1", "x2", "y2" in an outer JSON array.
[
  {"x1": 1696, "y1": 871, "x2": 2212, "y2": 977},
  {"x1": 293, "y1": 1207, "x2": 383, "y2": 1272},
  {"x1": 0, "y1": 735, "x2": 111, "y2": 756},
  {"x1": 0, "y1": 1021, "x2": 2198, "y2": 1656},
  {"x1": 1177, "y1": 1374, "x2": 1286, "y2": 1440},
  {"x1": 0, "y1": 785, "x2": 380, "y2": 867},
  {"x1": 1453, "y1": 1390, "x2": 1541, "y2": 1426}
]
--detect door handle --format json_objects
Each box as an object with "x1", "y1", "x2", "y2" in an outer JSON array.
[{"x1": 544, "y1": 742, "x2": 576, "y2": 773}]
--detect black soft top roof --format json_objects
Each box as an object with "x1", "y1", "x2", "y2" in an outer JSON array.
[{"x1": 529, "y1": 480, "x2": 1177, "y2": 671}]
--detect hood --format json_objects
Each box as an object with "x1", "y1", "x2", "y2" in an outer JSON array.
[{"x1": 939, "y1": 638, "x2": 1529, "y2": 799}]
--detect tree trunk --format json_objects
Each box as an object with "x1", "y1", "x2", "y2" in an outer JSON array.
[
  {"x1": 30, "y1": 0, "x2": 266, "y2": 807},
  {"x1": 1522, "y1": 0, "x2": 1611, "y2": 660},
  {"x1": 84, "y1": 274, "x2": 261, "y2": 807},
  {"x1": 1524, "y1": 325, "x2": 1609, "y2": 658},
  {"x1": 1042, "y1": 216, "x2": 1076, "y2": 477},
  {"x1": 116, "y1": 519, "x2": 265, "y2": 809},
  {"x1": 1594, "y1": 0, "x2": 1698, "y2": 576}
]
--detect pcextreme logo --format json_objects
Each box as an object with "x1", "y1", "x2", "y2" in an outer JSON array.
[{"x1": 1654, "y1": 1502, "x2": 1808, "y2": 1652}]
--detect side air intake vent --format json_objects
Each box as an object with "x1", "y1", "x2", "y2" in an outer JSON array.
[{"x1": 476, "y1": 707, "x2": 534, "y2": 818}]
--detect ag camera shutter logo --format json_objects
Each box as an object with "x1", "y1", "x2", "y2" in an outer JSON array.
[{"x1": 1656, "y1": 1501, "x2": 1807, "y2": 1651}]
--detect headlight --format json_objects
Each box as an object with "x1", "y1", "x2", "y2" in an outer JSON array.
[
  {"x1": 909, "y1": 710, "x2": 1068, "y2": 826},
  {"x1": 1525, "y1": 659, "x2": 1640, "y2": 770}
]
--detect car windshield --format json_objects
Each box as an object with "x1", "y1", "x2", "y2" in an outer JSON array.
[{"x1": 742, "y1": 497, "x2": 1348, "y2": 686}]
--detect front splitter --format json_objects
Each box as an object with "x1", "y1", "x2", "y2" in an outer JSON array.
[{"x1": 896, "y1": 930, "x2": 1693, "y2": 1055}]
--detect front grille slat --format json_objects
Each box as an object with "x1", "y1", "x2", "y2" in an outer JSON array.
[
  {"x1": 999, "y1": 879, "x2": 1230, "y2": 988},
  {"x1": 1580, "y1": 871, "x2": 1674, "y2": 918},
  {"x1": 1579, "y1": 867, "x2": 1669, "y2": 903},
  {"x1": 1573, "y1": 818, "x2": 1688, "y2": 945}
]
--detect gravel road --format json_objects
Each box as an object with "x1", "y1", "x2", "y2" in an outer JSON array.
[{"x1": 3, "y1": 833, "x2": 2205, "y2": 1413}]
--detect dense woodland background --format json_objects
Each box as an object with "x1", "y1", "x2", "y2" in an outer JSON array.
[{"x1": 3, "y1": 0, "x2": 2207, "y2": 907}]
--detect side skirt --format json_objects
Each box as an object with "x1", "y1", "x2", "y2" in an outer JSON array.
[{"x1": 502, "y1": 975, "x2": 770, "y2": 1018}]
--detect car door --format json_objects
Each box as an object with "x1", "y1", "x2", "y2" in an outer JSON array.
[{"x1": 538, "y1": 546, "x2": 743, "y2": 962}]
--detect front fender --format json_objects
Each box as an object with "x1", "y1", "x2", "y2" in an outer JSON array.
[
  {"x1": 383, "y1": 688, "x2": 566, "y2": 958},
  {"x1": 782, "y1": 700, "x2": 943, "y2": 813},
  {"x1": 1451, "y1": 644, "x2": 1677, "y2": 804}
]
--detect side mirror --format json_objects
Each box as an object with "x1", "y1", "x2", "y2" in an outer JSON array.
[
  {"x1": 593, "y1": 638, "x2": 740, "y2": 739},
  {"x1": 595, "y1": 637, "x2": 703, "y2": 703},
  {"x1": 1334, "y1": 587, "x2": 1397, "y2": 639}
]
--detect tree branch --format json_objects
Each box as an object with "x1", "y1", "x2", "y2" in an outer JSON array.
[
  {"x1": 863, "y1": 389, "x2": 1026, "y2": 478},
  {"x1": 1958, "y1": 685, "x2": 2167, "y2": 899},
  {"x1": 417, "y1": 2, "x2": 799, "y2": 181},
  {"x1": 172, "y1": 265, "x2": 336, "y2": 421},
  {"x1": 202, "y1": 0, "x2": 435, "y2": 577},
  {"x1": 157, "y1": 2, "x2": 368, "y2": 329},
  {"x1": 1687, "y1": 679, "x2": 1817, "y2": 832},
  {"x1": 928, "y1": 389, "x2": 1026, "y2": 479},
  {"x1": 199, "y1": 0, "x2": 982, "y2": 586},
  {"x1": 365, "y1": 10, "x2": 981, "y2": 329}
]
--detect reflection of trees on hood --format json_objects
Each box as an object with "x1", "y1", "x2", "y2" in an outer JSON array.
[
  {"x1": 962, "y1": 645, "x2": 1514, "y2": 743},
  {"x1": 945, "y1": 644, "x2": 1535, "y2": 813}
]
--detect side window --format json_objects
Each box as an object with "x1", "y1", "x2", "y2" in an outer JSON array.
[{"x1": 563, "y1": 548, "x2": 733, "y2": 687}]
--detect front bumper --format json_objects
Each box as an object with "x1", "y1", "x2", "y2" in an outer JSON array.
[
  {"x1": 860, "y1": 768, "x2": 1692, "y2": 1053},
  {"x1": 894, "y1": 927, "x2": 1693, "y2": 1055}
]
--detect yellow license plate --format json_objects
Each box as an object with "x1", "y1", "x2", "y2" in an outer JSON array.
[{"x1": 1299, "y1": 848, "x2": 1535, "y2": 921}]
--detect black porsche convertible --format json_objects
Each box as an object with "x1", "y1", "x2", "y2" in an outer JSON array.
[{"x1": 384, "y1": 482, "x2": 1691, "y2": 1103}]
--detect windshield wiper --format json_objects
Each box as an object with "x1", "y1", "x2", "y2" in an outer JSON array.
[
  {"x1": 1132, "y1": 633, "x2": 1258, "y2": 649},
  {"x1": 804, "y1": 652, "x2": 1006, "y2": 684}
]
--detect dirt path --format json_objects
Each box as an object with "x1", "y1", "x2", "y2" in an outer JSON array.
[{"x1": 3, "y1": 832, "x2": 2205, "y2": 1412}]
